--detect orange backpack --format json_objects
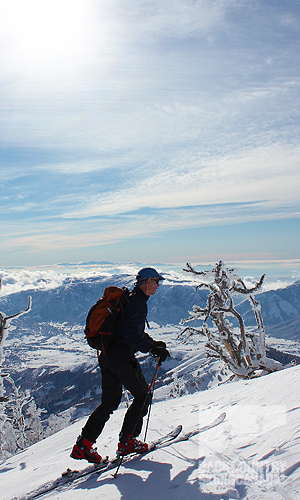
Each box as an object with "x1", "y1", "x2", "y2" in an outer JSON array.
[{"x1": 85, "y1": 286, "x2": 130, "y2": 353}]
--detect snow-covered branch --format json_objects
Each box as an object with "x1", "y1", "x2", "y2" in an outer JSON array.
[
  {"x1": 0, "y1": 292, "x2": 32, "y2": 459},
  {"x1": 0, "y1": 295, "x2": 32, "y2": 344},
  {"x1": 180, "y1": 260, "x2": 284, "y2": 379}
]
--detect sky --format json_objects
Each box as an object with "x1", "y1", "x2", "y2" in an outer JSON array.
[{"x1": 0, "y1": 0, "x2": 300, "y2": 270}]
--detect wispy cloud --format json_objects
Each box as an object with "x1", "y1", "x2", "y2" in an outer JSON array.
[
  {"x1": 0, "y1": 0, "x2": 300, "y2": 265},
  {"x1": 59, "y1": 143, "x2": 300, "y2": 218}
]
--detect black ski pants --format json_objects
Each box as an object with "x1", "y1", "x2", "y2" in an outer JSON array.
[{"x1": 82, "y1": 344, "x2": 150, "y2": 443}]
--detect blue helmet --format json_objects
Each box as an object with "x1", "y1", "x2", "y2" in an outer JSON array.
[{"x1": 136, "y1": 267, "x2": 165, "y2": 281}]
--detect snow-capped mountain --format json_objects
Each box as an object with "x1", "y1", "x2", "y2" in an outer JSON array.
[
  {"x1": 237, "y1": 281, "x2": 300, "y2": 330},
  {"x1": 2, "y1": 273, "x2": 300, "y2": 332},
  {"x1": 0, "y1": 273, "x2": 208, "y2": 326},
  {"x1": 2, "y1": 273, "x2": 300, "y2": 419}
]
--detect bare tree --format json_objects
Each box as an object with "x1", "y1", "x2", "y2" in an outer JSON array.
[
  {"x1": 180, "y1": 261, "x2": 284, "y2": 379},
  {"x1": 0, "y1": 280, "x2": 32, "y2": 457}
]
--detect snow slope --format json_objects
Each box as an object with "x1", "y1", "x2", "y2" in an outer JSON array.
[{"x1": 1, "y1": 365, "x2": 300, "y2": 500}]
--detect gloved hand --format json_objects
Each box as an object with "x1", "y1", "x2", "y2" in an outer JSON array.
[
  {"x1": 150, "y1": 344, "x2": 170, "y2": 363},
  {"x1": 152, "y1": 340, "x2": 167, "y2": 349}
]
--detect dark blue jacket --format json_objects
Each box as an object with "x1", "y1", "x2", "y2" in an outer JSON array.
[{"x1": 115, "y1": 286, "x2": 154, "y2": 353}]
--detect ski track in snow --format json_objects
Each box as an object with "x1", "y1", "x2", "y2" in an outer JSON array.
[{"x1": 1, "y1": 365, "x2": 300, "y2": 500}]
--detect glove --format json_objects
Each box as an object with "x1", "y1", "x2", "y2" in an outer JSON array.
[
  {"x1": 150, "y1": 344, "x2": 170, "y2": 363},
  {"x1": 152, "y1": 340, "x2": 167, "y2": 349}
]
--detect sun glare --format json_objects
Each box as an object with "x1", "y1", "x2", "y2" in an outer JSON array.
[{"x1": 2, "y1": 0, "x2": 91, "y2": 74}]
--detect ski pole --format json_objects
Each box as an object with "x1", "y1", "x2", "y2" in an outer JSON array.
[
  {"x1": 114, "y1": 358, "x2": 161, "y2": 478},
  {"x1": 144, "y1": 358, "x2": 160, "y2": 441}
]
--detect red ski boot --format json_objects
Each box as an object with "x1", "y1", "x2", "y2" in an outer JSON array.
[
  {"x1": 70, "y1": 436, "x2": 102, "y2": 464},
  {"x1": 117, "y1": 434, "x2": 148, "y2": 456}
]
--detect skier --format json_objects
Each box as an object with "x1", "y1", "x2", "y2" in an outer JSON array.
[{"x1": 71, "y1": 267, "x2": 170, "y2": 463}]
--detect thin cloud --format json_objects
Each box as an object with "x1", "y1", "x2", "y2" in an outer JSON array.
[
  {"x1": 61, "y1": 143, "x2": 300, "y2": 218},
  {"x1": 0, "y1": 0, "x2": 300, "y2": 265},
  {"x1": 1, "y1": 199, "x2": 299, "y2": 256}
]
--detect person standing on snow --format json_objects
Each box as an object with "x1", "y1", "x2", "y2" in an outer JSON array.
[{"x1": 71, "y1": 267, "x2": 170, "y2": 463}]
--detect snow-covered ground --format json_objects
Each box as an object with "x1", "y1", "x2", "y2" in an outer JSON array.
[
  {"x1": 1, "y1": 364, "x2": 300, "y2": 500},
  {"x1": 1, "y1": 264, "x2": 300, "y2": 499}
]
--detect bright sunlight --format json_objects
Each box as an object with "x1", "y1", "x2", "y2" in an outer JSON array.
[{"x1": 1, "y1": 0, "x2": 93, "y2": 75}]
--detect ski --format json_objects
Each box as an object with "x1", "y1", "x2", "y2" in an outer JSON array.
[
  {"x1": 168, "y1": 411, "x2": 226, "y2": 444},
  {"x1": 146, "y1": 423, "x2": 183, "y2": 451},
  {"x1": 25, "y1": 425, "x2": 182, "y2": 499},
  {"x1": 24, "y1": 415, "x2": 226, "y2": 499}
]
